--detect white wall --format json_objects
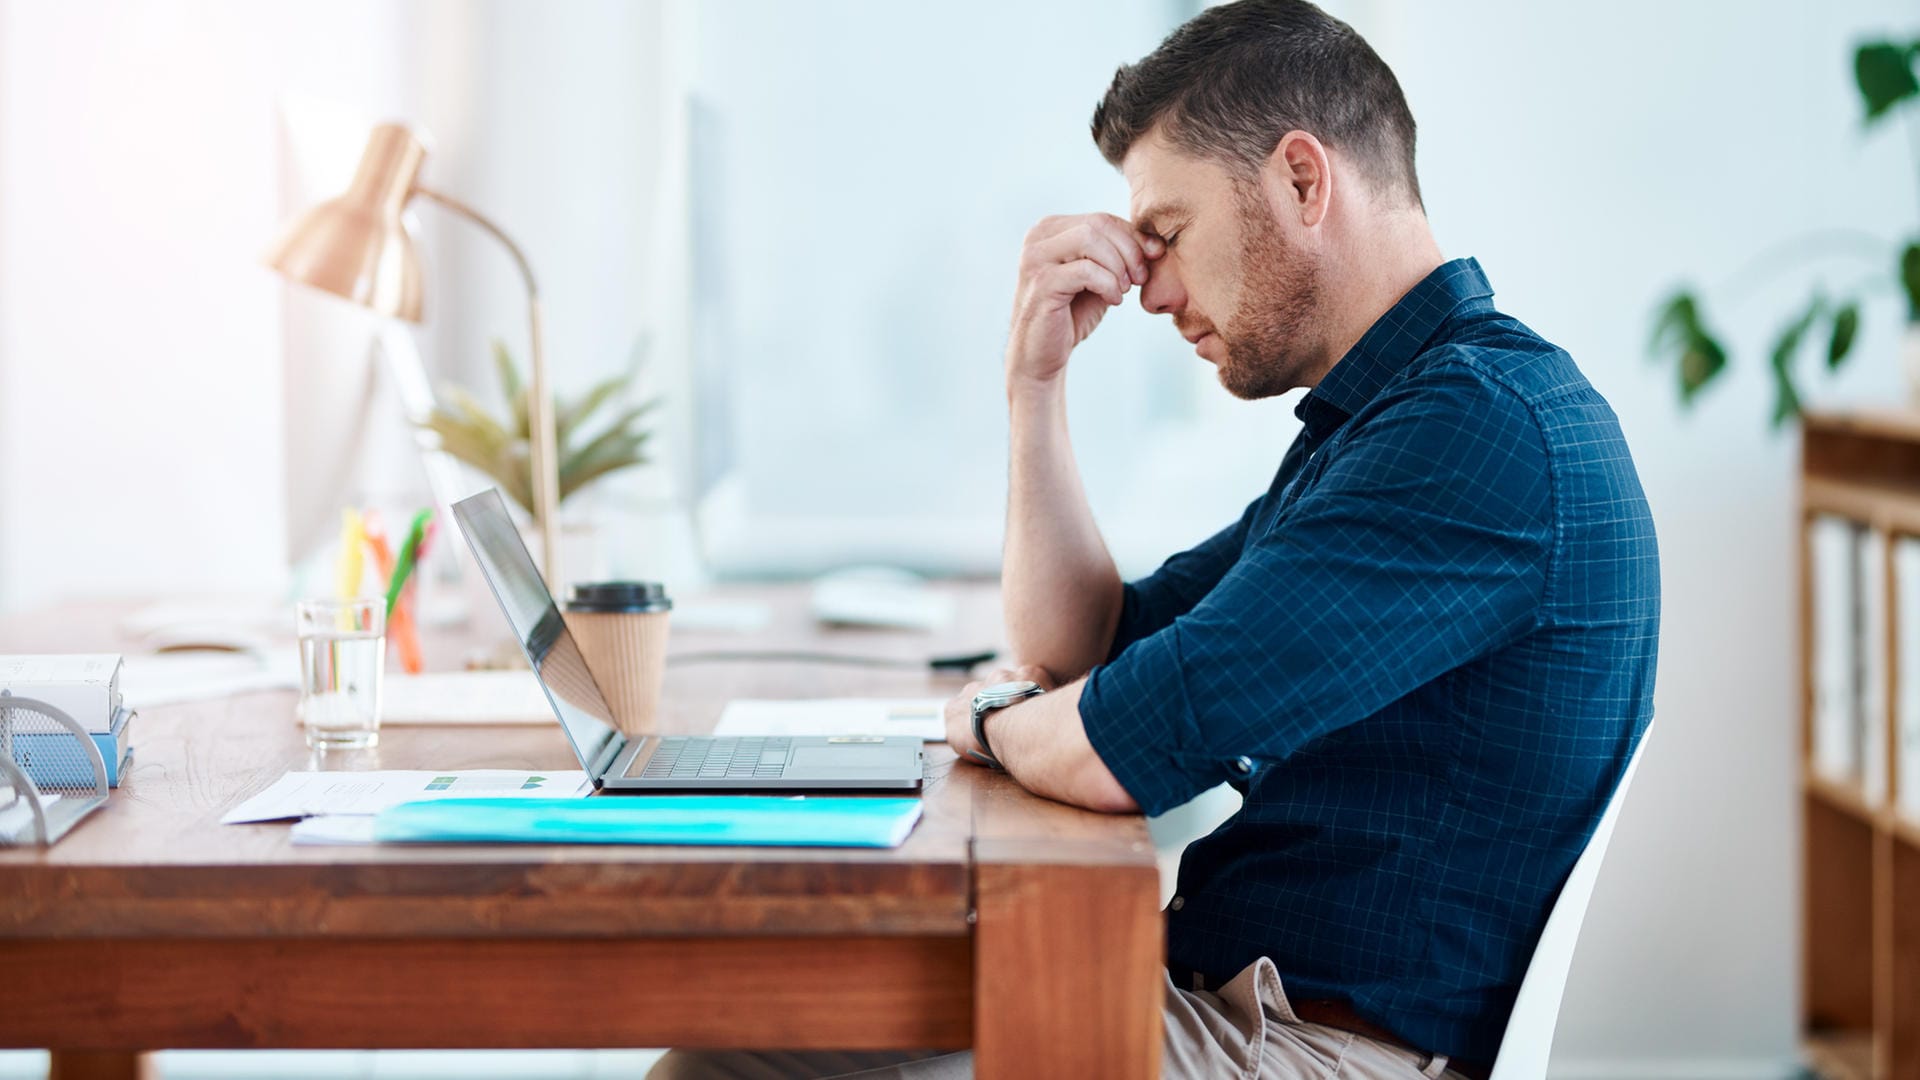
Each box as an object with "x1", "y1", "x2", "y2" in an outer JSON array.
[
  {"x1": 1344, "y1": 2, "x2": 1917, "y2": 1075},
  {"x1": 0, "y1": 0, "x2": 419, "y2": 613},
  {"x1": 0, "y1": 1, "x2": 343, "y2": 612},
  {"x1": 0, "y1": 0, "x2": 670, "y2": 613}
]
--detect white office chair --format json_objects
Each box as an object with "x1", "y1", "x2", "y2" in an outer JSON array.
[{"x1": 1487, "y1": 720, "x2": 1656, "y2": 1080}]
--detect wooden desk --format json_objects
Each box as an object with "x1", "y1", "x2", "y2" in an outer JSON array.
[{"x1": 0, "y1": 583, "x2": 1163, "y2": 1080}]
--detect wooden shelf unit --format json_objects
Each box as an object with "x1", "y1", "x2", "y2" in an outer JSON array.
[{"x1": 1800, "y1": 411, "x2": 1920, "y2": 1079}]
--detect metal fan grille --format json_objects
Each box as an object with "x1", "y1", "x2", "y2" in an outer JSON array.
[{"x1": 0, "y1": 690, "x2": 107, "y2": 845}]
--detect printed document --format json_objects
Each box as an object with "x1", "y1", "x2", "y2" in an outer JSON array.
[{"x1": 221, "y1": 769, "x2": 591, "y2": 824}]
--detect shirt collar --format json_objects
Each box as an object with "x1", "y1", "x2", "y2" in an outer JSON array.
[{"x1": 1295, "y1": 257, "x2": 1495, "y2": 444}]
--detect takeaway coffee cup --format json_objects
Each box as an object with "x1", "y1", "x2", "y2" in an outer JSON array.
[{"x1": 563, "y1": 581, "x2": 673, "y2": 737}]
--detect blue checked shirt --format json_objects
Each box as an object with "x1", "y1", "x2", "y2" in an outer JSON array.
[{"x1": 1079, "y1": 258, "x2": 1660, "y2": 1065}]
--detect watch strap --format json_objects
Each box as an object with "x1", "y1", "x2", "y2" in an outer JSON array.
[
  {"x1": 970, "y1": 700, "x2": 1006, "y2": 770},
  {"x1": 970, "y1": 684, "x2": 1044, "y2": 770}
]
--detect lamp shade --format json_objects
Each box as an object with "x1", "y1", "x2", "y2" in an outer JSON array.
[{"x1": 265, "y1": 123, "x2": 428, "y2": 322}]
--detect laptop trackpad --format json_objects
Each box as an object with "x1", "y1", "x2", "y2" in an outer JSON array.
[{"x1": 788, "y1": 744, "x2": 917, "y2": 777}]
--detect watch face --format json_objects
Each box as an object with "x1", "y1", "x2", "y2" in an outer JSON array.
[{"x1": 980, "y1": 680, "x2": 1041, "y2": 702}]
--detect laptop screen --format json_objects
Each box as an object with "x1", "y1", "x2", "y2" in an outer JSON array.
[{"x1": 451, "y1": 489, "x2": 621, "y2": 775}]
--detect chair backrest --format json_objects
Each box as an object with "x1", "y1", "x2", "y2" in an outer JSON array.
[{"x1": 1488, "y1": 720, "x2": 1655, "y2": 1080}]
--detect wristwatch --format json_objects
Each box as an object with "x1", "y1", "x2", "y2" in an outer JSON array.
[{"x1": 969, "y1": 680, "x2": 1046, "y2": 770}]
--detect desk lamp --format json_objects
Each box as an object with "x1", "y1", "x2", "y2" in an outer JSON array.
[{"x1": 265, "y1": 122, "x2": 563, "y2": 586}]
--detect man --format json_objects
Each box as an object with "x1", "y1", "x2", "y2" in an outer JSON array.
[{"x1": 653, "y1": 1, "x2": 1658, "y2": 1077}]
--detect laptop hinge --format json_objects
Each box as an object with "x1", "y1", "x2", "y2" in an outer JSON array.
[{"x1": 590, "y1": 732, "x2": 630, "y2": 779}]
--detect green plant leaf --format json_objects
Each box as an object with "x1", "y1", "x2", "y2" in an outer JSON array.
[
  {"x1": 1652, "y1": 288, "x2": 1733, "y2": 404},
  {"x1": 562, "y1": 423, "x2": 653, "y2": 487},
  {"x1": 496, "y1": 443, "x2": 535, "y2": 516},
  {"x1": 491, "y1": 340, "x2": 530, "y2": 439},
  {"x1": 556, "y1": 374, "x2": 631, "y2": 447},
  {"x1": 491, "y1": 339, "x2": 523, "y2": 408},
  {"x1": 1771, "y1": 296, "x2": 1823, "y2": 367},
  {"x1": 427, "y1": 384, "x2": 531, "y2": 512},
  {"x1": 1769, "y1": 363, "x2": 1804, "y2": 428},
  {"x1": 1903, "y1": 241, "x2": 1920, "y2": 321},
  {"x1": 562, "y1": 443, "x2": 651, "y2": 501},
  {"x1": 1678, "y1": 333, "x2": 1727, "y2": 404},
  {"x1": 1856, "y1": 41, "x2": 1920, "y2": 124},
  {"x1": 560, "y1": 433, "x2": 651, "y2": 500},
  {"x1": 1767, "y1": 296, "x2": 1824, "y2": 428},
  {"x1": 421, "y1": 412, "x2": 500, "y2": 476},
  {"x1": 560, "y1": 397, "x2": 660, "y2": 461},
  {"x1": 1650, "y1": 290, "x2": 1700, "y2": 356},
  {"x1": 586, "y1": 400, "x2": 660, "y2": 444},
  {"x1": 421, "y1": 406, "x2": 535, "y2": 514},
  {"x1": 1828, "y1": 301, "x2": 1860, "y2": 369},
  {"x1": 443, "y1": 387, "x2": 512, "y2": 451}
]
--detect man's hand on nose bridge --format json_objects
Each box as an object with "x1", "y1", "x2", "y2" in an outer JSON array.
[{"x1": 1004, "y1": 212, "x2": 1166, "y2": 390}]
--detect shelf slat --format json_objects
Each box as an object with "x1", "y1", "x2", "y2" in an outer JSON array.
[
  {"x1": 1807, "y1": 771, "x2": 1883, "y2": 826},
  {"x1": 1804, "y1": 477, "x2": 1920, "y2": 533}
]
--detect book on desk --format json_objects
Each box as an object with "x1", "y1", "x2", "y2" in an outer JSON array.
[{"x1": 0, "y1": 653, "x2": 135, "y2": 788}]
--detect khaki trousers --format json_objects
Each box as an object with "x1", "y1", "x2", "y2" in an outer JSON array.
[{"x1": 647, "y1": 957, "x2": 1476, "y2": 1079}]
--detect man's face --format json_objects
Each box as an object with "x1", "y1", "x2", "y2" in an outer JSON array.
[{"x1": 1123, "y1": 131, "x2": 1323, "y2": 400}]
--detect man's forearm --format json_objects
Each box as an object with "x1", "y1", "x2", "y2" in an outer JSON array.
[
  {"x1": 985, "y1": 677, "x2": 1138, "y2": 814},
  {"x1": 1003, "y1": 378, "x2": 1124, "y2": 681}
]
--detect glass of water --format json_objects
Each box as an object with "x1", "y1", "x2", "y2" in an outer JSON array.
[{"x1": 296, "y1": 598, "x2": 386, "y2": 750}]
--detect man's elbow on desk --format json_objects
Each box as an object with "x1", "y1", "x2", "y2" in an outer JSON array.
[
  {"x1": 947, "y1": 675, "x2": 1141, "y2": 814},
  {"x1": 1045, "y1": 743, "x2": 1141, "y2": 815}
]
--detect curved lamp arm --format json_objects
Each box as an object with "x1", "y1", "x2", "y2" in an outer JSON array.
[{"x1": 416, "y1": 186, "x2": 562, "y2": 587}]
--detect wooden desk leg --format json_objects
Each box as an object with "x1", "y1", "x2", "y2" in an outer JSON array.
[
  {"x1": 47, "y1": 1051, "x2": 154, "y2": 1080},
  {"x1": 973, "y1": 862, "x2": 1164, "y2": 1080}
]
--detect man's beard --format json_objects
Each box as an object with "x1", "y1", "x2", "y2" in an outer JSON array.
[{"x1": 1213, "y1": 183, "x2": 1321, "y2": 401}]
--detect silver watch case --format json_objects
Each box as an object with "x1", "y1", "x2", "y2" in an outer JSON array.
[
  {"x1": 970, "y1": 680, "x2": 1045, "y2": 768},
  {"x1": 971, "y1": 679, "x2": 1045, "y2": 719}
]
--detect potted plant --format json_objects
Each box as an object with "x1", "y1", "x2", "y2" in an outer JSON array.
[
  {"x1": 1651, "y1": 38, "x2": 1920, "y2": 425},
  {"x1": 419, "y1": 339, "x2": 657, "y2": 569}
]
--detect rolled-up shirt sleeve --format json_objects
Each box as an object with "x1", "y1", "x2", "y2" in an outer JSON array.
[
  {"x1": 1106, "y1": 496, "x2": 1262, "y2": 663},
  {"x1": 1080, "y1": 364, "x2": 1554, "y2": 815},
  {"x1": 1106, "y1": 437, "x2": 1306, "y2": 664}
]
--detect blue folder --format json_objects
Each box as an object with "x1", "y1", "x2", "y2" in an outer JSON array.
[{"x1": 372, "y1": 796, "x2": 924, "y2": 848}]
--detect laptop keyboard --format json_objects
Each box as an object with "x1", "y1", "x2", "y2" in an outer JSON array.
[{"x1": 636, "y1": 736, "x2": 793, "y2": 780}]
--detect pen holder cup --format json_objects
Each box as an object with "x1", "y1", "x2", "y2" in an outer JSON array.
[{"x1": 0, "y1": 691, "x2": 108, "y2": 846}]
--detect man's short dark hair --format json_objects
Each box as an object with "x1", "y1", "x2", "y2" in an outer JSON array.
[{"x1": 1091, "y1": 0, "x2": 1422, "y2": 208}]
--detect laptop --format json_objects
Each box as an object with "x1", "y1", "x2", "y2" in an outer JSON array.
[{"x1": 451, "y1": 489, "x2": 925, "y2": 792}]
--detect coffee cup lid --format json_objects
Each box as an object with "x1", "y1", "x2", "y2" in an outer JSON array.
[{"x1": 566, "y1": 581, "x2": 673, "y2": 613}]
